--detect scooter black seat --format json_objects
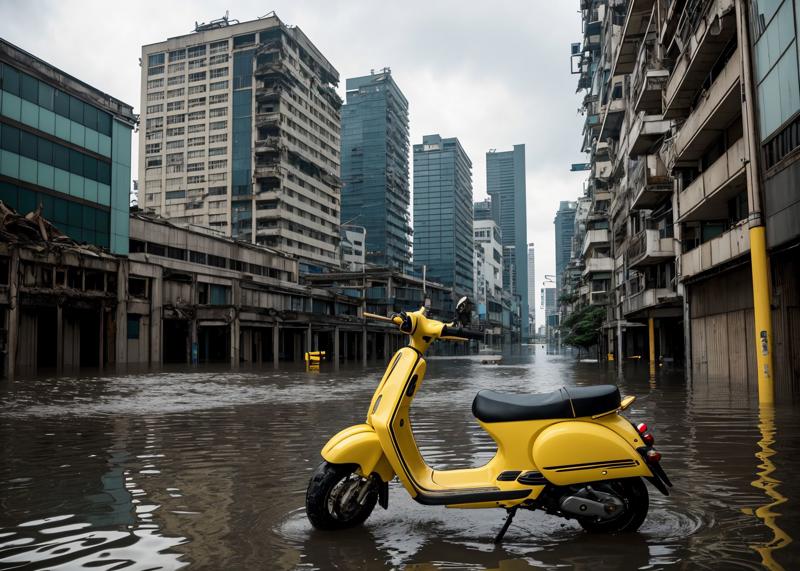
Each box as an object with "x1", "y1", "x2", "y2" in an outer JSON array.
[{"x1": 472, "y1": 385, "x2": 621, "y2": 423}]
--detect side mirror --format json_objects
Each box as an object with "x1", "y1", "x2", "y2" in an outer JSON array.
[{"x1": 455, "y1": 296, "x2": 473, "y2": 325}]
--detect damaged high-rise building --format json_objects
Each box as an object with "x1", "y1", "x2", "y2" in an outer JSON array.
[{"x1": 139, "y1": 14, "x2": 342, "y2": 271}]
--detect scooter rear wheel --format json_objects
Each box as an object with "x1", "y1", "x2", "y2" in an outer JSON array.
[
  {"x1": 577, "y1": 477, "x2": 649, "y2": 533},
  {"x1": 306, "y1": 461, "x2": 378, "y2": 530}
]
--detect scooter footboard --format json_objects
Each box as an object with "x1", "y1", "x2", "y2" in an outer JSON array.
[
  {"x1": 533, "y1": 421, "x2": 652, "y2": 486},
  {"x1": 321, "y1": 424, "x2": 395, "y2": 482}
]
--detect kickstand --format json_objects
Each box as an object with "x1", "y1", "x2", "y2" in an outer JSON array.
[{"x1": 494, "y1": 506, "x2": 518, "y2": 544}]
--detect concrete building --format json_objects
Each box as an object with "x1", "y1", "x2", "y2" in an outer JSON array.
[
  {"x1": 0, "y1": 39, "x2": 135, "y2": 254},
  {"x1": 527, "y1": 242, "x2": 535, "y2": 332},
  {"x1": 487, "y1": 145, "x2": 528, "y2": 339},
  {"x1": 339, "y1": 224, "x2": 365, "y2": 270},
  {"x1": 473, "y1": 196, "x2": 497, "y2": 222},
  {"x1": 572, "y1": 0, "x2": 800, "y2": 397},
  {"x1": 138, "y1": 14, "x2": 342, "y2": 271},
  {"x1": 541, "y1": 286, "x2": 557, "y2": 342},
  {"x1": 554, "y1": 200, "x2": 577, "y2": 292},
  {"x1": 340, "y1": 68, "x2": 411, "y2": 271},
  {"x1": 474, "y1": 218, "x2": 503, "y2": 301},
  {"x1": 412, "y1": 134, "x2": 473, "y2": 297}
]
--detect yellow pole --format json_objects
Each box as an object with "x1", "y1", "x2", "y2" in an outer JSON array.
[
  {"x1": 648, "y1": 318, "x2": 655, "y2": 367},
  {"x1": 750, "y1": 227, "x2": 774, "y2": 403},
  {"x1": 736, "y1": 0, "x2": 774, "y2": 404}
]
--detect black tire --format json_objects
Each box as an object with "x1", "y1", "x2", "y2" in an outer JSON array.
[
  {"x1": 305, "y1": 461, "x2": 378, "y2": 530},
  {"x1": 577, "y1": 477, "x2": 649, "y2": 533}
]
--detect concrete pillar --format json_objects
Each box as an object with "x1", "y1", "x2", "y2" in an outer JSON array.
[
  {"x1": 273, "y1": 324, "x2": 280, "y2": 369},
  {"x1": 253, "y1": 330, "x2": 261, "y2": 364},
  {"x1": 230, "y1": 310, "x2": 240, "y2": 367},
  {"x1": 56, "y1": 304, "x2": 63, "y2": 373},
  {"x1": 333, "y1": 326, "x2": 340, "y2": 369},
  {"x1": 190, "y1": 319, "x2": 198, "y2": 364},
  {"x1": 362, "y1": 327, "x2": 368, "y2": 367},
  {"x1": 306, "y1": 324, "x2": 313, "y2": 355},
  {"x1": 242, "y1": 328, "x2": 252, "y2": 363},
  {"x1": 98, "y1": 303, "x2": 105, "y2": 368},
  {"x1": 150, "y1": 273, "x2": 163, "y2": 366},
  {"x1": 115, "y1": 262, "x2": 128, "y2": 367},
  {"x1": 343, "y1": 330, "x2": 349, "y2": 362},
  {"x1": 5, "y1": 250, "x2": 19, "y2": 377}
]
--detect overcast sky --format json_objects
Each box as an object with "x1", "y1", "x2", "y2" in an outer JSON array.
[{"x1": 1, "y1": 0, "x2": 586, "y2": 328}]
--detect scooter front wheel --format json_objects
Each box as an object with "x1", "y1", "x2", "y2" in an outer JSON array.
[
  {"x1": 577, "y1": 477, "x2": 649, "y2": 533},
  {"x1": 306, "y1": 461, "x2": 378, "y2": 530}
]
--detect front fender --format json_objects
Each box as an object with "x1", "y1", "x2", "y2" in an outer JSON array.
[{"x1": 321, "y1": 424, "x2": 395, "y2": 482}]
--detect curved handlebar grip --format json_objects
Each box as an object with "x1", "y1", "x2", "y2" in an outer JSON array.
[
  {"x1": 363, "y1": 312, "x2": 404, "y2": 327},
  {"x1": 441, "y1": 325, "x2": 484, "y2": 341}
]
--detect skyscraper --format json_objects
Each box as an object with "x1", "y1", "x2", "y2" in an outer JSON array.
[
  {"x1": 527, "y1": 243, "x2": 536, "y2": 331},
  {"x1": 413, "y1": 134, "x2": 473, "y2": 296},
  {"x1": 554, "y1": 200, "x2": 576, "y2": 290},
  {"x1": 487, "y1": 145, "x2": 528, "y2": 338},
  {"x1": 340, "y1": 68, "x2": 411, "y2": 271},
  {"x1": 138, "y1": 14, "x2": 342, "y2": 270}
]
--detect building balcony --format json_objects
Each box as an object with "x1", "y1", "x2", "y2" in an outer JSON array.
[
  {"x1": 663, "y1": 0, "x2": 737, "y2": 118},
  {"x1": 623, "y1": 286, "x2": 680, "y2": 316},
  {"x1": 256, "y1": 87, "x2": 283, "y2": 103},
  {"x1": 253, "y1": 164, "x2": 283, "y2": 180},
  {"x1": 599, "y1": 94, "x2": 626, "y2": 142},
  {"x1": 627, "y1": 229, "x2": 675, "y2": 268},
  {"x1": 613, "y1": 0, "x2": 658, "y2": 75},
  {"x1": 673, "y1": 48, "x2": 741, "y2": 162},
  {"x1": 582, "y1": 256, "x2": 613, "y2": 277},
  {"x1": 593, "y1": 159, "x2": 613, "y2": 180},
  {"x1": 680, "y1": 220, "x2": 750, "y2": 281},
  {"x1": 582, "y1": 229, "x2": 611, "y2": 256},
  {"x1": 255, "y1": 112, "x2": 281, "y2": 129},
  {"x1": 630, "y1": 154, "x2": 672, "y2": 210},
  {"x1": 632, "y1": 44, "x2": 669, "y2": 114},
  {"x1": 677, "y1": 137, "x2": 746, "y2": 222},
  {"x1": 627, "y1": 111, "x2": 671, "y2": 156},
  {"x1": 254, "y1": 136, "x2": 282, "y2": 154}
]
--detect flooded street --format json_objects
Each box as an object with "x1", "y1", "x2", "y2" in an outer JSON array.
[{"x1": 1, "y1": 350, "x2": 798, "y2": 570}]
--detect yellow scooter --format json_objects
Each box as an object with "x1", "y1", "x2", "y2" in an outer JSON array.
[{"x1": 306, "y1": 298, "x2": 671, "y2": 540}]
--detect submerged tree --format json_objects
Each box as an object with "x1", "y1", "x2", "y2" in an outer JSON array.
[{"x1": 560, "y1": 305, "x2": 605, "y2": 357}]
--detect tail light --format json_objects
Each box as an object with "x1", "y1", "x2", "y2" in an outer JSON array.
[
  {"x1": 636, "y1": 423, "x2": 648, "y2": 434},
  {"x1": 646, "y1": 450, "x2": 662, "y2": 463},
  {"x1": 642, "y1": 432, "x2": 655, "y2": 445}
]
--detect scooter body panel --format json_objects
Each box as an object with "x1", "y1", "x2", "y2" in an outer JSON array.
[{"x1": 533, "y1": 420, "x2": 653, "y2": 486}]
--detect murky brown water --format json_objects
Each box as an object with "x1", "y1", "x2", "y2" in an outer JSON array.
[{"x1": 1, "y1": 350, "x2": 798, "y2": 570}]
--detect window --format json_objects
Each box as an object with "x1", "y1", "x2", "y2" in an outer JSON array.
[
  {"x1": 188, "y1": 72, "x2": 206, "y2": 83},
  {"x1": 188, "y1": 136, "x2": 205, "y2": 147},
  {"x1": 209, "y1": 54, "x2": 228, "y2": 65},
  {"x1": 146, "y1": 104, "x2": 163, "y2": 114},
  {"x1": 167, "y1": 87, "x2": 185, "y2": 98},
  {"x1": 209, "y1": 80, "x2": 228, "y2": 91},
  {"x1": 166, "y1": 100, "x2": 184, "y2": 112},
  {"x1": 166, "y1": 190, "x2": 186, "y2": 200},
  {"x1": 208, "y1": 172, "x2": 226, "y2": 182},
  {"x1": 169, "y1": 49, "x2": 186, "y2": 61},
  {"x1": 209, "y1": 120, "x2": 227, "y2": 131},
  {"x1": 209, "y1": 93, "x2": 228, "y2": 104},
  {"x1": 145, "y1": 130, "x2": 163, "y2": 141},
  {"x1": 209, "y1": 107, "x2": 227, "y2": 118},
  {"x1": 145, "y1": 143, "x2": 161, "y2": 154},
  {"x1": 187, "y1": 175, "x2": 205, "y2": 184},
  {"x1": 233, "y1": 33, "x2": 255, "y2": 48},
  {"x1": 187, "y1": 110, "x2": 206, "y2": 121},
  {"x1": 146, "y1": 157, "x2": 162, "y2": 168},
  {"x1": 146, "y1": 117, "x2": 163, "y2": 130},
  {"x1": 127, "y1": 316, "x2": 141, "y2": 339},
  {"x1": 207, "y1": 254, "x2": 227, "y2": 269},
  {"x1": 167, "y1": 75, "x2": 185, "y2": 86},
  {"x1": 167, "y1": 114, "x2": 185, "y2": 125},
  {"x1": 148, "y1": 65, "x2": 164, "y2": 76},
  {"x1": 148, "y1": 53, "x2": 165, "y2": 66},
  {"x1": 168, "y1": 62, "x2": 185, "y2": 74},
  {"x1": 166, "y1": 152, "x2": 184, "y2": 165},
  {"x1": 189, "y1": 58, "x2": 207, "y2": 70},
  {"x1": 210, "y1": 40, "x2": 228, "y2": 55},
  {"x1": 187, "y1": 162, "x2": 204, "y2": 172},
  {"x1": 208, "y1": 186, "x2": 227, "y2": 195},
  {"x1": 209, "y1": 159, "x2": 226, "y2": 170},
  {"x1": 147, "y1": 78, "x2": 164, "y2": 90},
  {"x1": 187, "y1": 124, "x2": 205, "y2": 133},
  {"x1": 188, "y1": 85, "x2": 206, "y2": 95},
  {"x1": 166, "y1": 140, "x2": 184, "y2": 150},
  {"x1": 190, "y1": 250, "x2": 207, "y2": 264},
  {"x1": 188, "y1": 97, "x2": 206, "y2": 108},
  {"x1": 209, "y1": 133, "x2": 228, "y2": 143},
  {"x1": 187, "y1": 44, "x2": 206, "y2": 58},
  {"x1": 147, "y1": 91, "x2": 164, "y2": 102},
  {"x1": 166, "y1": 164, "x2": 184, "y2": 174},
  {"x1": 209, "y1": 67, "x2": 228, "y2": 79},
  {"x1": 209, "y1": 146, "x2": 226, "y2": 156},
  {"x1": 166, "y1": 127, "x2": 185, "y2": 137}
]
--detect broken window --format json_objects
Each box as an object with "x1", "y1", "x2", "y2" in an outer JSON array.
[{"x1": 129, "y1": 276, "x2": 148, "y2": 299}]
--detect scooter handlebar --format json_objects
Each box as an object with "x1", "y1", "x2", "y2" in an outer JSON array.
[{"x1": 441, "y1": 325, "x2": 484, "y2": 341}]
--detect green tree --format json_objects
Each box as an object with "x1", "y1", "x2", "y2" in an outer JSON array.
[{"x1": 560, "y1": 305, "x2": 605, "y2": 356}]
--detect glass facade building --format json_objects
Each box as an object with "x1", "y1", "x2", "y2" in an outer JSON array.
[
  {"x1": 0, "y1": 40, "x2": 135, "y2": 254},
  {"x1": 413, "y1": 134, "x2": 473, "y2": 296},
  {"x1": 553, "y1": 200, "x2": 576, "y2": 291},
  {"x1": 487, "y1": 145, "x2": 528, "y2": 338},
  {"x1": 340, "y1": 69, "x2": 411, "y2": 271}
]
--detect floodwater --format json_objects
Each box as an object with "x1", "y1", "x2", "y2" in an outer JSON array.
[{"x1": 1, "y1": 350, "x2": 798, "y2": 570}]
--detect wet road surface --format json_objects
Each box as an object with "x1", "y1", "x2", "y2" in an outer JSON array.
[{"x1": 1, "y1": 349, "x2": 798, "y2": 570}]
